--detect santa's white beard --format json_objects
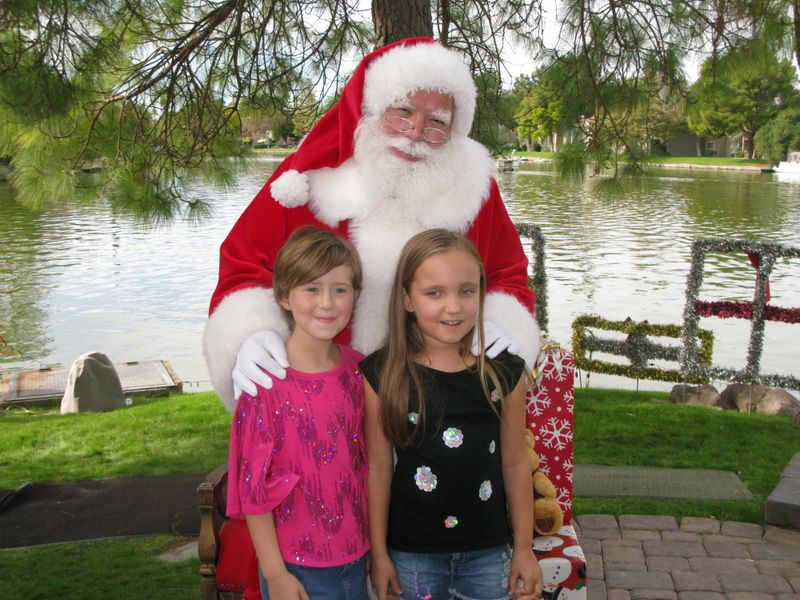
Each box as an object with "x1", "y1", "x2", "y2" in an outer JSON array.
[{"x1": 352, "y1": 115, "x2": 465, "y2": 220}]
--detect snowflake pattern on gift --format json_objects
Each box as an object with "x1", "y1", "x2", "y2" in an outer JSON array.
[
  {"x1": 540, "y1": 417, "x2": 573, "y2": 451},
  {"x1": 539, "y1": 349, "x2": 575, "y2": 383},
  {"x1": 414, "y1": 466, "x2": 437, "y2": 492},
  {"x1": 527, "y1": 353, "x2": 575, "y2": 417},
  {"x1": 526, "y1": 345, "x2": 576, "y2": 524},
  {"x1": 561, "y1": 456, "x2": 574, "y2": 480},
  {"x1": 526, "y1": 387, "x2": 551, "y2": 417},
  {"x1": 536, "y1": 455, "x2": 552, "y2": 479},
  {"x1": 556, "y1": 485, "x2": 573, "y2": 513}
]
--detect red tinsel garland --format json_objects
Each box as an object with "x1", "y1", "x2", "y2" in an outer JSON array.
[{"x1": 695, "y1": 300, "x2": 800, "y2": 324}]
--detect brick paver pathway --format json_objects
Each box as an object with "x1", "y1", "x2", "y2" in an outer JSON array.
[{"x1": 576, "y1": 514, "x2": 800, "y2": 600}]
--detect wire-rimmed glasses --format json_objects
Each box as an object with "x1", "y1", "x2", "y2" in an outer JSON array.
[{"x1": 384, "y1": 115, "x2": 450, "y2": 144}]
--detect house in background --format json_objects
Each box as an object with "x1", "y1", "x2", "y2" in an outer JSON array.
[{"x1": 666, "y1": 131, "x2": 740, "y2": 157}]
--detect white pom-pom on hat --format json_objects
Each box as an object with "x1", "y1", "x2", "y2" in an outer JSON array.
[{"x1": 270, "y1": 169, "x2": 310, "y2": 207}]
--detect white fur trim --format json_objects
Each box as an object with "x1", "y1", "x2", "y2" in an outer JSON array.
[
  {"x1": 484, "y1": 292, "x2": 541, "y2": 368},
  {"x1": 307, "y1": 162, "x2": 368, "y2": 227},
  {"x1": 203, "y1": 287, "x2": 289, "y2": 411},
  {"x1": 270, "y1": 169, "x2": 310, "y2": 208},
  {"x1": 363, "y1": 43, "x2": 476, "y2": 137}
]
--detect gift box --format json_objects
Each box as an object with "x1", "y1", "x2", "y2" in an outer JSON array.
[
  {"x1": 534, "y1": 525, "x2": 587, "y2": 599},
  {"x1": 528, "y1": 343, "x2": 587, "y2": 599}
]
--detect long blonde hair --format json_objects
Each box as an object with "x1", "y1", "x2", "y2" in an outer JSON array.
[{"x1": 378, "y1": 229, "x2": 509, "y2": 447}]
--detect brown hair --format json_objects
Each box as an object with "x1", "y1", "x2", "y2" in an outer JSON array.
[
  {"x1": 378, "y1": 228, "x2": 508, "y2": 447},
  {"x1": 273, "y1": 226, "x2": 363, "y2": 327}
]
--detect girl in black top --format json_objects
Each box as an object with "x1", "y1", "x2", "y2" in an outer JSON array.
[{"x1": 363, "y1": 229, "x2": 542, "y2": 600}]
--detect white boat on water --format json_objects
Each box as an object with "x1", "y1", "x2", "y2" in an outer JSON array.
[
  {"x1": 774, "y1": 150, "x2": 800, "y2": 179},
  {"x1": 496, "y1": 157, "x2": 517, "y2": 172}
]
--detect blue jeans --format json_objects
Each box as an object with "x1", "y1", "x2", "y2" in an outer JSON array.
[
  {"x1": 259, "y1": 554, "x2": 369, "y2": 600},
  {"x1": 389, "y1": 545, "x2": 512, "y2": 600}
]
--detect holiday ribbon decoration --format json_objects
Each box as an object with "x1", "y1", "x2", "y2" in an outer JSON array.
[
  {"x1": 681, "y1": 238, "x2": 800, "y2": 389},
  {"x1": 515, "y1": 222, "x2": 549, "y2": 333},
  {"x1": 694, "y1": 301, "x2": 800, "y2": 323},
  {"x1": 572, "y1": 314, "x2": 714, "y2": 383}
]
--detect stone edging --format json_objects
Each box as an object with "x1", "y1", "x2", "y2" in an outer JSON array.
[{"x1": 767, "y1": 453, "x2": 800, "y2": 531}]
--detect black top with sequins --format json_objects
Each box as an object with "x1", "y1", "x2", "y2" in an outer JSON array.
[{"x1": 361, "y1": 350, "x2": 525, "y2": 553}]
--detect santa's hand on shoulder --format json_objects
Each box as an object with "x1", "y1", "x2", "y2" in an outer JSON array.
[
  {"x1": 471, "y1": 320, "x2": 520, "y2": 359},
  {"x1": 232, "y1": 330, "x2": 289, "y2": 399}
]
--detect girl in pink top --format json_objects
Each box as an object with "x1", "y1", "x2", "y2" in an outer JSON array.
[{"x1": 227, "y1": 227, "x2": 369, "y2": 600}]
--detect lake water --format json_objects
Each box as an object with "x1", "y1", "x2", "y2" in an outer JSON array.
[{"x1": 2, "y1": 157, "x2": 798, "y2": 393}]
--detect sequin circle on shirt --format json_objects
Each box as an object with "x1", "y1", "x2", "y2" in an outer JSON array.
[
  {"x1": 490, "y1": 389, "x2": 501, "y2": 403},
  {"x1": 489, "y1": 440, "x2": 496, "y2": 454},
  {"x1": 408, "y1": 412, "x2": 419, "y2": 424},
  {"x1": 479, "y1": 480, "x2": 493, "y2": 501},
  {"x1": 444, "y1": 515, "x2": 459, "y2": 528},
  {"x1": 414, "y1": 466, "x2": 437, "y2": 492},
  {"x1": 442, "y1": 427, "x2": 463, "y2": 448}
]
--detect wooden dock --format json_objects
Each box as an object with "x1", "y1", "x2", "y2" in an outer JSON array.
[{"x1": 0, "y1": 360, "x2": 183, "y2": 406}]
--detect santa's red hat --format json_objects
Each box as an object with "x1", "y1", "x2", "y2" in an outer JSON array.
[{"x1": 270, "y1": 37, "x2": 478, "y2": 207}]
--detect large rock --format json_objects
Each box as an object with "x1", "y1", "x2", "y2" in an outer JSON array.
[
  {"x1": 668, "y1": 384, "x2": 720, "y2": 408},
  {"x1": 60, "y1": 351, "x2": 126, "y2": 414},
  {"x1": 718, "y1": 383, "x2": 800, "y2": 417}
]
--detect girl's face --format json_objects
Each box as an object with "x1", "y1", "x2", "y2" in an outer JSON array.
[
  {"x1": 403, "y1": 248, "x2": 481, "y2": 352},
  {"x1": 279, "y1": 265, "x2": 357, "y2": 344}
]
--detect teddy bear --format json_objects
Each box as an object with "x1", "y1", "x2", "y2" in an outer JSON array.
[{"x1": 525, "y1": 429, "x2": 564, "y2": 536}]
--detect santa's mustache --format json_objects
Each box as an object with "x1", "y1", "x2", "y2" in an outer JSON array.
[{"x1": 386, "y1": 136, "x2": 433, "y2": 160}]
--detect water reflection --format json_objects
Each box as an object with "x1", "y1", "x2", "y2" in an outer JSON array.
[
  {"x1": 501, "y1": 163, "x2": 800, "y2": 389},
  {"x1": 0, "y1": 189, "x2": 54, "y2": 360},
  {"x1": 1, "y1": 157, "x2": 797, "y2": 391}
]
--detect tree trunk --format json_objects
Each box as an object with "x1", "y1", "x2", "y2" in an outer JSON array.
[
  {"x1": 793, "y1": 0, "x2": 800, "y2": 71},
  {"x1": 742, "y1": 131, "x2": 754, "y2": 159},
  {"x1": 372, "y1": 0, "x2": 433, "y2": 47}
]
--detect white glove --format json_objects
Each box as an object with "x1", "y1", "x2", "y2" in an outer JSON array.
[
  {"x1": 232, "y1": 330, "x2": 289, "y2": 400},
  {"x1": 471, "y1": 320, "x2": 520, "y2": 359}
]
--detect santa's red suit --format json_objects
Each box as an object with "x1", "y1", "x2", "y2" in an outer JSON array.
[{"x1": 205, "y1": 37, "x2": 541, "y2": 412}]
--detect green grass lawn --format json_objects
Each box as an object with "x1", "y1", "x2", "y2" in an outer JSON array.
[
  {"x1": 1, "y1": 387, "x2": 797, "y2": 598},
  {"x1": 0, "y1": 535, "x2": 199, "y2": 600},
  {"x1": 508, "y1": 151, "x2": 771, "y2": 168},
  {"x1": 573, "y1": 388, "x2": 798, "y2": 524},
  {"x1": 646, "y1": 155, "x2": 771, "y2": 167},
  {"x1": 0, "y1": 392, "x2": 231, "y2": 487}
]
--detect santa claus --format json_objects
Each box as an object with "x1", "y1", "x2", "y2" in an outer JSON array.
[{"x1": 205, "y1": 37, "x2": 541, "y2": 411}]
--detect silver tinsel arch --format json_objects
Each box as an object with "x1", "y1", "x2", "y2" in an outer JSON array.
[
  {"x1": 515, "y1": 222, "x2": 548, "y2": 332},
  {"x1": 680, "y1": 238, "x2": 800, "y2": 389}
]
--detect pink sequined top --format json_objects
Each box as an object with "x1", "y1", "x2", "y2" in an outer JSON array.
[{"x1": 226, "y1": 344, "x2": 369, "y2": 567}]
